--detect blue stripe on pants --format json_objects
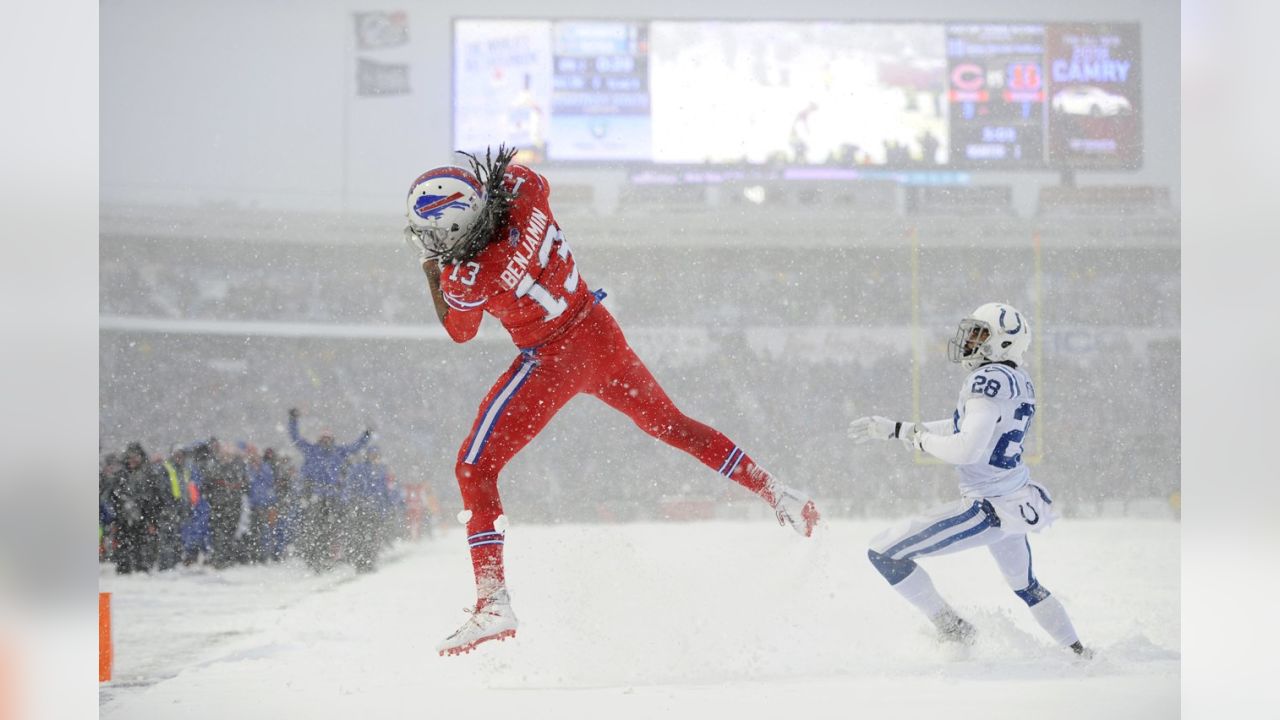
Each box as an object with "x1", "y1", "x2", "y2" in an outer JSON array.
[
  {"x1": 463, "y1": 359, "x2": 535, "y2": 465},
  {"x1": 903, "y1": 516, "x2": 995, "y2": 560},
  {"x1": 884, "y1": 502, "x2": 982, "y2": 558}
]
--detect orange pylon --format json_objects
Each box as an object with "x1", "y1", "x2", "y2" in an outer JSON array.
[{"x1": 98, "y1": 592, "x2": 112, "y2": 683}]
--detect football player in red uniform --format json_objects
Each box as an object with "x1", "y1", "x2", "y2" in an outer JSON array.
[{"x1": 405, "y1": 147, "x2": 820, "y2": 657}]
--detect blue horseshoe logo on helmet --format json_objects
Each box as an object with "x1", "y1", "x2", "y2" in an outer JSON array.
[
  {"x1": 1019, "y1": 503, "x2": 1040, "y2": 525},
  {"x1": 999, "y1": 308, "x2": 1023, "y2": 335}
]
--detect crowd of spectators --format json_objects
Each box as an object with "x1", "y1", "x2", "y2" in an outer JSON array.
[{"x1": 98, "y1": 410, "x2": 440, "y2": 576}]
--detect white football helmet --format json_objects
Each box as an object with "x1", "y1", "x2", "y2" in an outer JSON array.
[
  {"x1": 947, "y1": 302, "x2": 1032, "y2": 371},
  {"x1": 405, "y1": 166, "x2": 485, "y2": 260}
]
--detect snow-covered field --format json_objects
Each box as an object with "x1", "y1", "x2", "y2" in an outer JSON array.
[{"x1": 99, "y1": 518, "x2": 1179, "y2": 719}]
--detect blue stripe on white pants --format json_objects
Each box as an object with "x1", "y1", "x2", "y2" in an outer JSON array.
[
  {"x1": 902, "y1": 515, "x2": 995, "y2": 559},
  {"x1": 880, "y1": 502, "x2": 982, "y2": 558},
  {"x1": 464, "y1": 359, "x2": 535, "y2": 465},
  {"x1": 871, "y1": 500, "x2": 1002, "y2": 562}
]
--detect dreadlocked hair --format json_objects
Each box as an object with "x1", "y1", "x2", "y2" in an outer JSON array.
[{"x1": 439, "y1": 144, "x2": 519, "y2": 264}]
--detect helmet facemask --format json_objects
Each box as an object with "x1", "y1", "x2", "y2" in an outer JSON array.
[
  {"x1": 405, "y1": 221, "x2": 462, "y2": 262},
  {"x1": 947, "y1": 318, "x2": 993, "y2": 370},
  {"x1": 947, "y1": 303, "x2": 1031, "y2": 370}
]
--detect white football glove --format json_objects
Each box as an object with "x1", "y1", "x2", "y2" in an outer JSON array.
[
  {"x1": 899, "y1": 423, "x2": 928, "y2": 452},
  {"x1": 848, "y1": 416, "x2": 900, "y2": 444}
]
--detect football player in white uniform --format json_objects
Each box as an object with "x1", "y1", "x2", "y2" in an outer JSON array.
[{"x1": 849, "y1": 303, "x2": 1090, "y2": 657}]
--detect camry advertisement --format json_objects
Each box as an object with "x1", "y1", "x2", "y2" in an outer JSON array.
[{"x1": 1046, "y1": 24, "x2": 1142, "y2": 169}]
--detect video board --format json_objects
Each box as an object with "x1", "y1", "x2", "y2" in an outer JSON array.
[{"x1": 454, "y1": 19, "x2": 1141, "y2": 170}]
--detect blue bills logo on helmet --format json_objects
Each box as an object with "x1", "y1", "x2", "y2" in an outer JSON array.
[{"x1": 414, "y1": 193, "x2": 472, "y2": 220}]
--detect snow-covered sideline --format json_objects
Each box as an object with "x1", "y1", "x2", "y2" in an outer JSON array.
[{"x1": 99, "y1": 519, "x2": 1179, "y2": 719}]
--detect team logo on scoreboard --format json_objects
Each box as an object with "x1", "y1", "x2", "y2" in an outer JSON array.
[{"x1": 949, "y1": 63, "x2": 989, "y2": 103}]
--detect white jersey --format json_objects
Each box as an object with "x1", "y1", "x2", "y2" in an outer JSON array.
[{"x1": 951, "y1": 363, "x2": 1037, "y2": 498}]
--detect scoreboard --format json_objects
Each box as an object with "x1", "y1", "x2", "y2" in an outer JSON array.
[
  {"x1": 454, "y1": 19, "x2": 1142, "y2": 171},
  {"x1": 947, "y1": 24, "x2": 1047, "y2": 168},
  {"x1": 549, "y1": 21, "x2": 651, "y2": 161}
]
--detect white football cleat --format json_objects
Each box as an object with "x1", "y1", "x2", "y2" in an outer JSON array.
[
  {"x1": 1070, "y1": 641, "x2": 1095, "y2": 660},
  {"x1": 932, "y1": 609, "x2": 977, "y2": 646},
  {"x1": 763, "y1": 481, "x2": 820, "y2": 538},
  {"x1": 437, "y1": 588, "x2": 518, "y2": 657}
]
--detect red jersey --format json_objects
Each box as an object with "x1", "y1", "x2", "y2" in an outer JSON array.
[{"x1": 438, "y1": 164, "x2": 595, "y2": 349}]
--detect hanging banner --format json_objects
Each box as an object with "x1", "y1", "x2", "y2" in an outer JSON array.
[
  {"x1": 354, "y1": 11, "x2": 410, "y2": 50},
  {"x1": 356, "y1": 58, "x2": 410, "y2": 96}
]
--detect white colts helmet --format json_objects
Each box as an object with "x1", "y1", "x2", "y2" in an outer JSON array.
[
  {"x1": 405, "y1": 166, "x2": 485, "y2": 260},
  {"x1": 947, "y1": 302, "x2": 1032, "y2": 371}
]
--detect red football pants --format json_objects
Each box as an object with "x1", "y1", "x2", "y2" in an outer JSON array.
[{"x1": 454, "y1": 303, "x2": 770, "y2": 595}]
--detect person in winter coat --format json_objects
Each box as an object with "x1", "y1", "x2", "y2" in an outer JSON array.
[
  {"x1": 288, "y1": 408, "x2": 372, "y2": 571},
  {"x1": 259, "y1": 448, "x2": 288, "y2": 561},
  {"x1": 202, "y1": 440, "x2": 247, "y2": 568},
  {"x1": 287, "y1": 409, "x2": 373, "y2": 498},
  {"x1": 182, "y1": 441, "x2": 215, "y2": 565},
  {"x1": 342, "y1": 447, "x2": 390, "y2": 573},
  {"x1": 99, "y1": 453, "x2": 125, "y2": 564},
  {"x1": 246, "y1": 446, "x2": 277, "y2": 563},
  {"x1": 157, "y1": 447, "x2": 193, "y2": 571},
  {"x1": 265, "y1": 451, "x2": 295, "y2": 561},
  {"x1": 109, "y1": 443, "x2": 167, "y2": 574}
]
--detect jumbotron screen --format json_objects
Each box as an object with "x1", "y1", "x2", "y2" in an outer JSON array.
[{"x1": 453, "y1": 19, "x2": 1140, "y2": 170}]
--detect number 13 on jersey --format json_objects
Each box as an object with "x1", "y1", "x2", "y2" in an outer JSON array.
[{"x1": 515, "y1": 223, "x2": 579, "y2": 320}]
